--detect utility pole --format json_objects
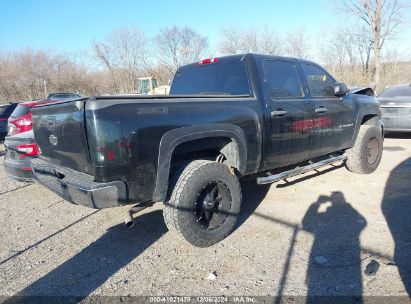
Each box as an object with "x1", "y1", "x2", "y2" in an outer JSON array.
[{"x1": 43, "y1": 80, "x2": 47, "y2": 98}]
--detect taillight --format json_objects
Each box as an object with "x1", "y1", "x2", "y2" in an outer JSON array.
[
  {"x1": 97, "y1": 147, "x2": 116, "y2": 162},
  {"x1": 16, "y1": 143, "x2": 39, "y2": 157},
  {"x1": 8, "y1": 112, "x2": 32, "y2": 136},
  {"x1": 87, "y1": 118, "x2": 126, "y2": 165},
  {"x1": 199, "y1": 58, "x2": 219, "y2": 65},
  {"x1": 0, "y1": 118, "x2": 8, "y2": 121}
]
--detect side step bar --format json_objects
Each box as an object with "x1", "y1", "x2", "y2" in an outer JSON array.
[{"x1": 256, "y1": 155, "x2": 348, "y2": 185}]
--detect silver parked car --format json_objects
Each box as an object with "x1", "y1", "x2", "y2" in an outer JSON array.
[{"x1": 378, "y1": 84, "x2": 411, "y2": 132}]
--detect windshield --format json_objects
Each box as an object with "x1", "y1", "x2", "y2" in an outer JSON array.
[
  {"x1": 152, "y1": 79, "x2": 158, "y2": 89},
  {"x1": 136, "y1": 79, "x2": 151, "y2": 94},
  {"x1": 170, "y1": 60, "x2": 251, "y2": 96},
  {"x1": 379, "y1": 86, "x2": 411, "y2": 98}
]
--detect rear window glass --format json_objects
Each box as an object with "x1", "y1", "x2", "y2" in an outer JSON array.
[
  {"x1": 170, "y1": 61, "x2": 251, "y2": 96},
  {"x1": 379, "y1": 86, "x2": 411, "y2": 98},
  {"x1": 10, "y1": 104, "x2": 30, "y2": 119}
]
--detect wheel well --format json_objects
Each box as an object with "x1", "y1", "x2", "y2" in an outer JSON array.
[
  {"x1": 361, "y1": 115, "x2": 379, "y2": 126},
  {"x1": 361, "y1": 114, "x2": 384, "y2": 135},
  {"x1": 169, "y1": 137, "x2": 241, "y2": 175}
]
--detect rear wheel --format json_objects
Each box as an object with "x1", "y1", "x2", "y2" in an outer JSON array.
[
  {"x1": 346, "y1": 125, "x2": 383, "y2": 174},
  {"x1": 163, "y1": 160, "x2": 241, "y2": 247}
]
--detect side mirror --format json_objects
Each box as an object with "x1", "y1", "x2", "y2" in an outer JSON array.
[{"x1": 334, "y1": 82, "x2": 349, "y2": 97}]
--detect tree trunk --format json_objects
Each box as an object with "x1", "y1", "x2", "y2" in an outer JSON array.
[
  {"x1": 374, "y1": 31, "x2": 381, "y2": 89},
  {"x1": 373, "y1": 1, "x2": 382, "y2": 90}
]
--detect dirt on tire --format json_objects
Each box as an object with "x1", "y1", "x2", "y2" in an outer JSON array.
[
  {"x1": 346, "y1": 125, "x2": 383, "y2": 174},
  {"x1": 163, "y1": 160, "x2": 241, "y2": 247}
]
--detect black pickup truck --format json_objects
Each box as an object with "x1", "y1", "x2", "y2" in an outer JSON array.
[{"x1": 31, "y1": 54, "x2": 383, "y2": 247}]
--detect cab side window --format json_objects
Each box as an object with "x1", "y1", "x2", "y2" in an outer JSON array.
[
  {"x1": 301, "y1": 63, "x2": 336, "y2": 97},
  {"x1": 263, "y1": 60, "x2": 304, "y2": 99}
]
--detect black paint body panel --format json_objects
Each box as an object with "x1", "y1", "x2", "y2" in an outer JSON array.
[{"x1": 31, "y1": 54, "x2": 382, "y2": 208}]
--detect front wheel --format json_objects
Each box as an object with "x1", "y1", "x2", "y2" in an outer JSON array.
[
  {"x1": 163, "y1": 160, "x2": 242, "y2": 247},
  {"x1": 345, "y1": 125, "x2": 383, "y2": 174}
]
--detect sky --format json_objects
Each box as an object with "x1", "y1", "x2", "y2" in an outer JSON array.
[{"x1": 1, "y1": 0, "x2": 411, "y2": 60}]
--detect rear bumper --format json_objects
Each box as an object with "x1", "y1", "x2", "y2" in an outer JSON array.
[
  {"x1": 4, "y1": 154, "x2": 35, "y2": 182},
  {"x1": 3, "y1": 135, "x2": 36, "y2": 182},
  {"x1": 31, "y1": 158, "x2": 128, "y2": 209}
]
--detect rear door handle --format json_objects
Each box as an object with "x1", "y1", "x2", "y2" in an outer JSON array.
[
  {"x1": 315, "y1": 107, "x2": 328, "y2": 113},
  {"x1": 271, "y1": 110, "x2": 288, "y2": 117}
]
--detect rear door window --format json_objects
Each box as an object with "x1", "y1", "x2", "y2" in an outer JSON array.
[
  {"x1": 301, "y1": 63, "x2": 336, "y2": 98},
  {"x1": 263, "y1": 60, "x2": 305, "y2": 98}
]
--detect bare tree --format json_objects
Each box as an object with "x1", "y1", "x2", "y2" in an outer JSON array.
[
  {"x1": 156, "y1": 26, "x2": 208, "y2": 79},
  {"x1": 284, "y1": 27, "x2": 311, "y2": 59},
  {"x1": 3, "y1": 21, "x2": 411, "y2": 103},
  {"x1": 219, "y1": 26, "x2": 282, "y2": 55},
  {"x1": 333, "y1": 0, "x2": 407, "y2": 89},
  {"x1": 219, "y1": 26, "x2": 244, "y2": 55},
  {"x1": 319, "y1": 26, "x2": 374, "y2": 84},
  {"x1": 93, "y1": 28, "x2": 149, "y2": 93},
  {"x1": 319, "y1": 31, "x2": 347, "y2": 78},
  {"x1": 0, "y1": 49, "x2": 110, "y2": 101},
  {"x1": 352, "y1": 26, "x2": 374, "y2": 76},
  {"x1": 380, "y1": 44, "x2": 411, "y2": 88},
  {"x1": 259, "y1": 27, "x2": 283, "y2": 55}
]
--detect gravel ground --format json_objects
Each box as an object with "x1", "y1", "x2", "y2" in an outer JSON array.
[{"x1": 0, "y1": 135, "x2": 410, "y2": 302}]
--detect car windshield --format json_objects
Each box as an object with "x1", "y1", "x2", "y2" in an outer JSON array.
[
  {"x1": 170, "y1": 60, "x2": 251, "y2": 96},
  {"x1": 136, "y1": 79, "x2": 151, "y2": 94},
  {"x1": 379, "y1": 86, "x2": 411, "y2": 98}
]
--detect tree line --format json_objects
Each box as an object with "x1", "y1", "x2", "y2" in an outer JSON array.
[{"x1": 0, "y1": 0, "x2": 410, "y2": 102}]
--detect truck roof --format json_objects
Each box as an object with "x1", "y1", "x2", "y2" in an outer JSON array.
[
  {"x1": 93, "y1": 54, "x2": 320, "y2": 100},
  {"x1": 179, "y1": 53, "x2": 318, "y2": 69}
]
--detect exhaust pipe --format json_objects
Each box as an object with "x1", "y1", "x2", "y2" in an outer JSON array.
[
  {"x1": 124, "y1": 211, "x2": 134, "y2": 228},
  {"x1": 124, "y1": 202, "x2": 155, "y2": 227}
]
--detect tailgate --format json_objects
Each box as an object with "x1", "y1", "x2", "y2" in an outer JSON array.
[{"x1": 31, "y1": 99, "x2": 91, "y2": 174}]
